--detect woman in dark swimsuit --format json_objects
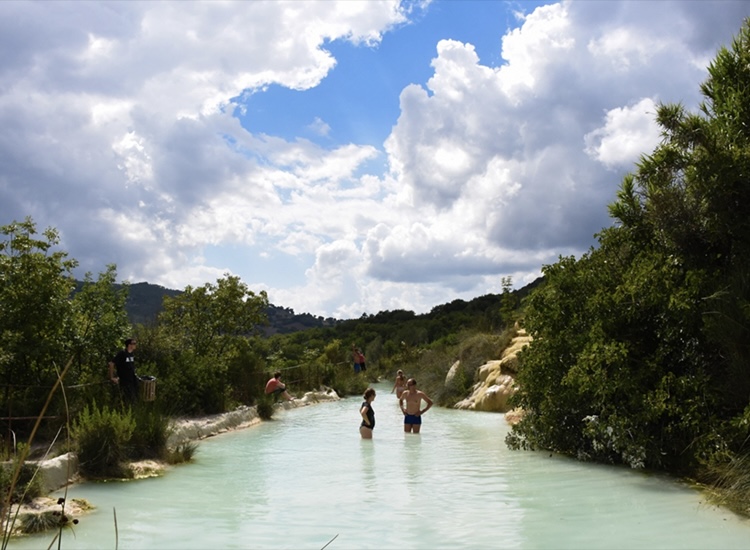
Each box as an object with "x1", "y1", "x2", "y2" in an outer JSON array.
[{"x1": 359, "y1": 388, "x2": 376, "y2": 439}]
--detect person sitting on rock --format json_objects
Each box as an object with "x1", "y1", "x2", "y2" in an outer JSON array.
[{"x1": 265, "y1": 371, "x2": 294, "y2": 401}]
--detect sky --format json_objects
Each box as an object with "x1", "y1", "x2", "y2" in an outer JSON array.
[{"x1": 1, "y1": 0, "x2": 749, "y2": 319}]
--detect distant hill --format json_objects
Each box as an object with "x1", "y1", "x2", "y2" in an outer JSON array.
[
  {"x1": 263, "y1": 306, "x2": 339, "y2": 336},
  {"x1": 92, "y1": 277, "x2": 543, "y2": 335},
  {"x1": 108, "y1": 281, "x2": 339, "y2": 334},
  {"x1": 123, "y1": 282, "x2": 182, "y2": 325}
]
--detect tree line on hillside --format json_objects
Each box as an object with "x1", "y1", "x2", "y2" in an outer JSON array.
[
  {"x1": 107, "y1": 280, "x2": 339, "y2": 332},
  {"x1": 107, "y1": 278, "x2": 541, "y2": 336},
  {"x1": 507, "y1": 20, "x2": 750, "y2": 517}
]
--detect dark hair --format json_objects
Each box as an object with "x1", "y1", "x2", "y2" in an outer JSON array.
[
  {"x1": 274, "y1": 371, "x2": 282, "y2": 378},
  {"x1": 407, "y1": 378, "x2": 417, "y2": 387},
  {"x1": 125, "y1": 338, "x2": 136, "y2": 347},
  {"x1": 363, "y1": 388, "x2": 376, "y2": 400}
]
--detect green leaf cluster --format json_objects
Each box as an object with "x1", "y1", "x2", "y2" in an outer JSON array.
[
  {"x1": 0, "y1": 219, "x2": 130, "y2": 438},
  {"x1": 509, "y1": 20, "x2": 750, "y2": 476},
  {"x1": 134, "y1": 276, "x2": 271, "y2": 414}
]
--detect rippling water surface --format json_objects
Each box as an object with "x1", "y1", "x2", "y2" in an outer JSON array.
[{"x1": 9, "y1": 382, "x2": 750, "y2": 549}]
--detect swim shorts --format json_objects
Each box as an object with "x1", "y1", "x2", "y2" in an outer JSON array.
[{"x1": 404, "y1": 414, "x2": 422, "y2": 425}]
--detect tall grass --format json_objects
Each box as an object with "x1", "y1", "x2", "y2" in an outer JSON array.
[
  {"x1": 1, "y1": 358, "x2": 76, "y2": 548},
  {"x1": 704, "y1": 452, "x2": 750, "y2": 517},
  {"x1": 166, "y1": 442, "x2": 198, "y2": 465}
]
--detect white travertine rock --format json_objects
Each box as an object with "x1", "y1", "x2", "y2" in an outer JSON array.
[
  {"x1": 474, "y1": 375, "x2": 516, "y2": 412},
  {"x1": 498, "y1": 353, "x2": 520, "y2": 374},
  {"x1": 168, "y1": 388, "x2": 340, "y2": 447},
  {"x1": 34, "y1": 452, "x2": 79, "y2": 493},
  {"x1": 453, "y1": 329, "x2": 531, "y2": 413},
  {"x1": 445, "y1": 360, "x2": 461, "y2": 386},
  {"x1": 478, "y1": 360, "x2": 502, "y2": 382}
]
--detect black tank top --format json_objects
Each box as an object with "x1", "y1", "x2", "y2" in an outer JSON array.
[{"x1": 361, "y1": 401, "x2": 375, "y2": 429}]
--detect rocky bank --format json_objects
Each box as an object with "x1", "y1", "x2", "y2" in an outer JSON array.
[{"x1": 452, "y1": 327, "x2": 531, "y2": 421}]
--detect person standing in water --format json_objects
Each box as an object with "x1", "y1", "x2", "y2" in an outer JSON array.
[
  {"x1": 359, "y1": 388, "x2": 376, "y2": 439},
  {"x1": 352, "y1": 343, "x2": 361, "y2": 374},
  {"x1": 391, "y1": 369, "x2": 407, "y2": 398},
  {"x1": 399, "y1": 378, "x2": 433, "y2": 434}
]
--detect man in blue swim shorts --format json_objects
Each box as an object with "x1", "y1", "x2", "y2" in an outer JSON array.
[{"x1": 399, "y1": 378, "x2": 433, "y2": 434}]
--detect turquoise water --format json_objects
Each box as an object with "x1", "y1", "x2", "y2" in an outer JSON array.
[{"x1": 9, "y1": 382, "x2": 750, "y2": 549}]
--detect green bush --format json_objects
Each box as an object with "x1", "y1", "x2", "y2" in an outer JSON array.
[
  {"x1": 441, "y1": 360, "x2": 473, "y2": 406},
  {"x1": 255, "y1": 394, "x2": 275, "y2": 420},
  {"x1": 328, "y1": 367, "x2": 368, "y2": 398},
  {"x1": 128, "y1": 403, "x2": 172, "y2": 461},
  {"x1": 166, "y1": 442, "x2": 198, "y2": 465},
  {"x1": 72, "y1": 401, "x2": 135, "y2": 478},
  {"x1": 456, "y1": 331, "x2": 513, "y2": 369}
]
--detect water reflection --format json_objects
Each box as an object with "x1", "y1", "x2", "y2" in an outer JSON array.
[{"x1": 360, "y1": 439, "x2": 376, "y2": 487}]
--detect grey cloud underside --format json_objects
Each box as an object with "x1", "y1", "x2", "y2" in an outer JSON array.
[{"x1": 367, "y1": 244, "x2": 541, "y2": 284}]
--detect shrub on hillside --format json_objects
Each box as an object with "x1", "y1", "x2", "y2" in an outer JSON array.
[{"x1": 455, "y1": 331, "x2": 514, "y2": 370}]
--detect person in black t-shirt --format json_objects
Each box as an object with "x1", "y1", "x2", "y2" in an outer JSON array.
[{"x1": 109, "y1": 338, "x2": 139, "y2": 402}]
